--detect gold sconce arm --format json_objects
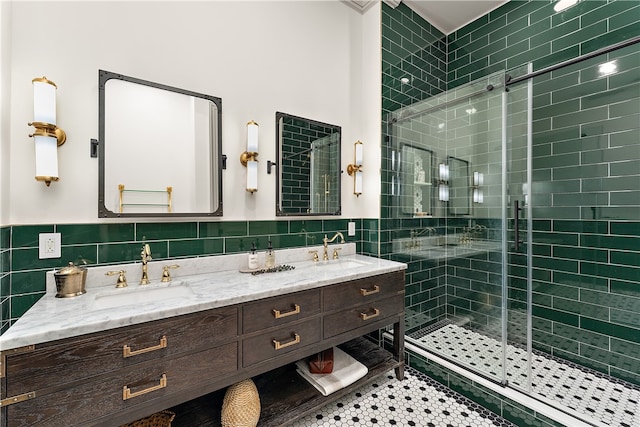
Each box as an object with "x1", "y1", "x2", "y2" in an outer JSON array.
[
  {"x1": 28, "y1": 122, "x2": 66, "y2": 146},
  {"x1": 346, "y1": 163, "x2": 362, "y2": 175},
  {"x1": 239, "y1": 151, "x2": 258, "y2": 166}
]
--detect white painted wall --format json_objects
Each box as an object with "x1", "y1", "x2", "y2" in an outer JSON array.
[
  {"x1": 5, "y1": 0, "x2": 381, "y2": 224},
  {"x1": 0, "y1": 1, "x2": 11, "y2": 226}
]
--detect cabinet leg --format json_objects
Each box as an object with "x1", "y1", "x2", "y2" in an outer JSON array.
[{"x1": 393, "y1": 319, "x2": 405, "y2": 380}]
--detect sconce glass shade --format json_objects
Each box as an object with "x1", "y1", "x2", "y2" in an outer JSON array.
[
  {"x1": 473, "y1": 171, "x2": 484, "y2": 186},
  {"x1": 247, "y1": 120, "x2": 259, "y2": 153},
  {"x1": 354, "y1": 140, "x2": 363, "y2": 165},
  {"x1": 473, "y1": 188, "x2": 484, "y2": 204},
  {"x1": 439, "y1": 184, "x2": 449, "y2": 202},
  {"x1": 246, "y1": 160, "x2": 258, "y2": 193},
  {"x1": 354, "y1": 170, "x2": 363, "y2": 196},
  {"x1": 34, "y1": 134, "x2": 59, "y2": 185},
  {"x1": 33, "y1": 77, "x2": 57, "y2": 125},
  {"x1": 439, "y1": 163, "x2": 449, "y2": 181}
]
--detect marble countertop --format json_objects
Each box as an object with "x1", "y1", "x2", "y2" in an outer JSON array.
[{"x1": 0, "y1": 243, "x2": 406, "y2": 351}]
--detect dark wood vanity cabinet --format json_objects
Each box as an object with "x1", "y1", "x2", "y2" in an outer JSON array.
[{"x1": 0, "y1": 270, "x2": 404, "y2": 427}]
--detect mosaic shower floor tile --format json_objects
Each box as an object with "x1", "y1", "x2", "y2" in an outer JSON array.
[
  {"x1": 411, "y1": 323, "x2": 640, "y2": 427},
  {"x1": 290, "y1": 367, "x2": 516, "y2": 427}
]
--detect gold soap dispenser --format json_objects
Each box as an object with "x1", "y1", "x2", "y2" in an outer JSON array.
[{"x1": 265, "y1": 240, "x2": 276, "y2": 268}]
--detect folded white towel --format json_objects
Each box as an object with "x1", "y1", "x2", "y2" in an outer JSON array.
[{"x1": 296, "y1": 347, "x2": 368, "y2": 396}]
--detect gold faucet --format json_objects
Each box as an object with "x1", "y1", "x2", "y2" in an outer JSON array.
[
  {"x1": 140, "y1": 244, "x2": 152, "y2": 285},
  {"x1": 323, "y1": 232, "x2": 345, "y2": 261}
]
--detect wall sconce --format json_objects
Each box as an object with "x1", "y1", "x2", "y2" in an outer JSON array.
[
  {"x1": 346, "y1": 140, "x2": 363, "y2": 196},
  {"x1": 28, "y1": 76, "x2": 66, "y2": 186},
  {"x1": 472, "y1": 171, "x2": 484, "y2": 204},
  {"x1": 240, "y1": 120, "x2": 259, "y2": 193},
  {"x1": 522, "y1": 182, "x2": 529, "y2": 206},
  {"x1": 438, "y1": 163, "x2": 449, "y2": 202}
]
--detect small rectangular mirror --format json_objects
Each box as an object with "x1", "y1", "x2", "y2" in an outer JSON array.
[
  {"x1": 276, "y1": 112, "x2": 341, "y2": 216},
  {"x1": 98, "y1": 70, "x2": 223, "y2": 218}
]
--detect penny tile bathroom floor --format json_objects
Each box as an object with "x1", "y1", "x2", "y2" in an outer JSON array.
[
  {"x1": 289, "y1": 367, "x2": 516, "y2": 427},
  {"x1": 411, "y1": 323, "x2": 640, "y2": 427}
]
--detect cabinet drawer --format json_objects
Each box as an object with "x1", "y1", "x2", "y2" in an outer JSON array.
[
  {"x1": 5, "y1": 342, "x2": 238, "y2": 427},
  {"x1": 5, "y1": 306, "x2": 238, "y2": 397},
  {"x1": 242, "y1": 317, "x2": 321, "y2": 367},
  {"x1": 323, "y1": 295, "x2": 404, "y2": 339},
  {"x1": 323, "y1": 271, "x2": 404, "y2": 312},
  {"x1": 242, "y1": 289, "x2": 320, "y2": 333}
]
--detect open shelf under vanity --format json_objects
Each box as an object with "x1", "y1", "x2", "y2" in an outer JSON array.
[{"x1": 169, "y1": 337, "x2": 400, "y2": 427}]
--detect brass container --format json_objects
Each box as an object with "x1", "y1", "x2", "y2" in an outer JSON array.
[{"x1": 54, "y1": 262, "x2": 87, "y2": 298}]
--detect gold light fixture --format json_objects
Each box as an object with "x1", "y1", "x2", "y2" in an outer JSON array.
[
  {"x1": 346, "y1": 140, "x2": 363, "y2": 196},
  {"x1": 472, "y1": 171, "x2": 484, "y2": 204},
  {"x1": 240, "y1": 120, "x2": 259, "y2": 193},
  {"x1": 29, "y1": 76, "x2": 66, "y2": 186},
  {"x1": 438, "y1": 163, "x2": 449, "y2": 202}
]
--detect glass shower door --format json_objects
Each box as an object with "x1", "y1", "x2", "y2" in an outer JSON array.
[
  {"x1": 503, "y1": 65, "x2": 533, "y2": 392},
  {"x1": 388, "y1": 70, "x2": 530, "y2": 387}
]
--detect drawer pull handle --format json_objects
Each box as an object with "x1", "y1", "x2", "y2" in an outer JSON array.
[
  {"x1": 360, "y1": 308, "x2": 380, "y2": 321},
  {"x1": 273, "y1": 333, "x2": 300, "y2": 350},
  {"x1": 272, "y1": 304, "x2": 300, "y2": 319},
  {"x1": 123, "y1": 335, "x2": 167, "y2": 358},
  {"x1": 123, "y1": 374, "x2": 167, "y2": 400},
  {"x1": 360, "y1": 285, "x2": 380, "y2": 296}
]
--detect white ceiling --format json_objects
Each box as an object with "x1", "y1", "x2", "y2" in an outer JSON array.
[
  {"x1": 404, "y1": 0, "x2": 509, "y2": 34},
  {"x1": 342, "y1": 0, "x2": 509, "y2": 35}
]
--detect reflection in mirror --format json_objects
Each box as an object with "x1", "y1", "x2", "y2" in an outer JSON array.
[
  {"x1": 399, "y1": 145, "x2": 433, "y2": 217},
  {"x1": 276, "y1": 112, "x2": 341, "y2": 216},
  {"x1": 98, "y1": 70, "x2": 223, "y2": 217},
  {"x1": 447, "y1": 156, "x2": 470, "y2": 215}
]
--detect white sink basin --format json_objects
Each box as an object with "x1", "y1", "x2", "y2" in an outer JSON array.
[
  {"x1": 92, "y1": 282, "x2": 194, "y2": 310},
  {"x1": 315, "y1": 258, "x2": 371, "y2": 270}
]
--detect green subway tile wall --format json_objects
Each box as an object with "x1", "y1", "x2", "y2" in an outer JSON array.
[
  {"x1": 0, "y1": 218, "x2": 373, "y2": 329},
  {"x1": 381, "y1": 1, "x2": 449, "y2": 333},
  {"x1": 0, "y1": 226, "x2": 9, "y2": 333}
]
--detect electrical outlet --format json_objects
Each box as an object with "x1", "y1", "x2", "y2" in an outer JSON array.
[
  {"x1": 348, "y1": 222, "x2": 356, "y2": 236},
  {"x1": 39, "y1": 233, "x2": 61, "y2": 259}
]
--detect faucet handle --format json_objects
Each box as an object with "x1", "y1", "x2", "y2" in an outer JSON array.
[
  {"x1": 141, "y1": 243, "x2": 152, "y2": 260},
  {"x1": 308, "y1": 250, "x2": 319, "y2": 262},
  {"x1": 106, "y1": 270, "x2": 127, "y2": 288},
  {"x1": 161, "y1": 264, "x2": 180, "y2": 282},
  {"x1": 333, "y1": 247, "x2": 342, "y2": 259}
]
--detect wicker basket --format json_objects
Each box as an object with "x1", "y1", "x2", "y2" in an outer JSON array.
[
  {"x1": 120, "y1": 410, "x2": 176, "y2": 427},
  {"x1": 221, "y1": 379, "x2": 261, "y2": 427}
]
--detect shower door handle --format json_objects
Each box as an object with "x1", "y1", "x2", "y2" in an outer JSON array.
[{"x1": 514, "y1": 200, "x2": 523, "y2": 252}]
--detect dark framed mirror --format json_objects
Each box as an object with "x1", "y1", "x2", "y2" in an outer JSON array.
[
  {"x1": 447, "y1": 156, "x2": 470, "y2": 216},
  {"x1": 275, "y1": 112, "x2": 341, "y2": 216},
  {"x1": 98, "y1": 70, "x2": 223, "y2": 218}
]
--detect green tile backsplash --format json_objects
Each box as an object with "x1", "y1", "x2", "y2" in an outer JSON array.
[{"x1": 0, "y1": 218, "x2": 371, "y2": 329}]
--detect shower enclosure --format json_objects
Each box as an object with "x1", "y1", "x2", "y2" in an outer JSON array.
[{"x1": 387, "y1": 40, "x2": 640, "y2": 427}]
